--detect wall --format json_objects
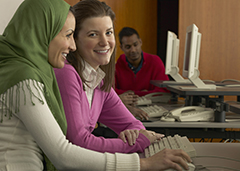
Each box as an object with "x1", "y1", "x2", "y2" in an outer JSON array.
[
  {"x1": 0, "y1": 0, "x2": 76, "y2": 34},
  {"x1": 0, "y1": 0, "x2": 24, "y2": 34},
  {"x1": 65, "y1": 0, "x2": 79, "y2": 6},
  {"x1": 157, "y1": 0, "x2": 179, "y2": 65},
  {"x1": 178, "y1": 0, "x2": 240, "y2": 82}
]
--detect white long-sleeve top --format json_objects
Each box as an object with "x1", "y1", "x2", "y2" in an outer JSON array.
[{"x1": 0, "y1": 79, "x2": 140, "y2": 171}]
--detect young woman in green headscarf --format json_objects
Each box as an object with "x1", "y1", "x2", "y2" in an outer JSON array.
[{"x1": 0, "y1": 0, "x2": 191, "y2": 170}]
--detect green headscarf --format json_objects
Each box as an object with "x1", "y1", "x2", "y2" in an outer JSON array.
[{"x1": 0, "y1": 0, "x2": 70, "y2": 170}]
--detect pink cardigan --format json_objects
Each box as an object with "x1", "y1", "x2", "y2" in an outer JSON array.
[
  {"x1": 115, "y1": 51, "x2": 169, "y2": 96},
  {"x1": 54, "y1": 64, "x2": 150, "y2": 153}
]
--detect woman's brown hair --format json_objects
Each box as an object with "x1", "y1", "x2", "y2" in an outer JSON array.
[{"x1": 67, "y1": 0, "x2": 116, "y2": 92}]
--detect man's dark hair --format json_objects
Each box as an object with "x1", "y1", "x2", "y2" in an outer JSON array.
[{"x1": 118, "y1": 27, "x2": 140, "y2": 45}]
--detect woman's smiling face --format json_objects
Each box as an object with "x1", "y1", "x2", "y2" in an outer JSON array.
[
  {"x1": 76, "y1": 16, "x2": 115, "y2": 70},
  {"x1": 48, "y1": 12, "x2": 76, "y2": 68}
]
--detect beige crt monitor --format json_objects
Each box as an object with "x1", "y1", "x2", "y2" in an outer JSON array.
[
  {"x1": 164, "y1": 31, "x2": 190, "y2": 84},
  {"x1": 181, "y1": 24, "x2": 216, "y2": 90}
]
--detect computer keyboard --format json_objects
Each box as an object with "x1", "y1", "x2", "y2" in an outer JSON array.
[
  {"x1": 136, "y1": 92, "x2": 172, "y2": 106},
  {"x1": 139, "y1": 105, "x2": 169, "y2": 118},
  {"x1": 136, "y1": 96, "x2": 152, "y2": 106},
  {"x1": 144, "y1": 134, "x2": 196, "y2": 171},
  {"x1": 144, "y1": 134, "x2": 196, "y2": 158}
]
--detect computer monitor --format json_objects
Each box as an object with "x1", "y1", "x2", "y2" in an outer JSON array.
[
  {"x1": 182, "y1": 24, "x2": 216, "y2": 89},
  {"x1": 164, "y1": 31, "x2": 190, "y2": 83}
]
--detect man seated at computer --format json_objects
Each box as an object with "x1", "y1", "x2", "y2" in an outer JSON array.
[{"x1": 115, "y1": 27, "x2": 169, "y2": 120}]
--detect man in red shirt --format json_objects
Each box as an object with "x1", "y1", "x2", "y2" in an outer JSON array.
[{"x1": 115, "y1": 27, "x2": 169, "y2": 120}]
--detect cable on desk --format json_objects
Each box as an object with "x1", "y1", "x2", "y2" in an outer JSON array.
[
  {"x1": 221, "y1": 79, "x2": 240, "y2": 83},
  {"x1": 222, "y1": 139, "x2": 237, "y2": 143},
  {"x1": 202, "y1": 79, "x2": 216, "y2": 83},
  {"x1": 224, "y1": 139, "x2": 230, "y2": 143},
  {"x1": 220, "y1": 138, "x2": 240, "y2": 143}
]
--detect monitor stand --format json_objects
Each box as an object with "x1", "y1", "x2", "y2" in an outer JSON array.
[
  {"x1": 180, "y1": 69, "x2": 216, "y2": 90},
  {"x1": 163, "y1": 66, "x2": 191, "y2": 84}
]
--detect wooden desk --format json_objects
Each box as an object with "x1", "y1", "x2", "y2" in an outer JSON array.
[{"x1": 143, "y1": 119, "x2": 240, "y2": 129}]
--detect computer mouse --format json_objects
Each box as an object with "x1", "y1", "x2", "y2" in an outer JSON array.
[{"x1": 164, "y1": 162, "x2": 195, "y2": 171}]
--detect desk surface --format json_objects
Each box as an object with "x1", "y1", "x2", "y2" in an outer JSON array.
[
  {"x1": 166, "y1": 85, "x2": 240, "y2": 96},
  {"x1": 142, "y1": 113, "x2": 240, "y2": 139},
  {"x1": 192, "y1": 143, "x2": 240, "y2": 170},
  {"x1": 142, "y1": 119, "x2": 240, "y2": 128},
  {"x1": 151, "y1": 80, "x2": 240, "y2": 96},
  {"x1": 150, "y1": 80, "x2": 216, "y2": 88},
  {"x1": 151, "y1": 80, "x2": 240, "y2": 88}
]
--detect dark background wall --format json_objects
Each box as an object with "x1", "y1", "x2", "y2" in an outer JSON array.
[{"x1": 157, "y1": 0, "x2": 179, "y2": 66}]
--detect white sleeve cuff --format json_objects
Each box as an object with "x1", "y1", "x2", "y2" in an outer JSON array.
[{"x1": 105, "y1": 152, "x2": 140, "y2": 171}]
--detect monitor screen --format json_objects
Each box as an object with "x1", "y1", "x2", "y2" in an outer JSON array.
[
  {"x1": 164, "y1": 31, "x2": 190, "y2": 83},
  {"x1": 182, "y1": 24, "x2": 199, "y2": 79},
  {"x1": 184, "y1": 32, "x2": 192, "y2": 71},
  {"x1": 181, "y1": 24, "x2": 216, "y2": 89},
  {"x1": 165, "y1": 31, "x2": 178, "y2": 75}
]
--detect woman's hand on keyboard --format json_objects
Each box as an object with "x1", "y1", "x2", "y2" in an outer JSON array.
[
  {"x1": 140, "y1": 148, "x2": 192, "y2": 171},
  {"x1": 127, "y1": 105, "x2": 149, "y2": 121},
  {"x1": 139, "y1": 130, "x2": 164, "y2": 144},
  {"x1": 119, "y1": 91, "x2": 138, "y2": 105},
  {"x1": 118, "y1": 129, "x2": 139, "y2": 146}
]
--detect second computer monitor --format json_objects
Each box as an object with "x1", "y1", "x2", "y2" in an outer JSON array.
[
  {"x1": 182, "y1": 24, "x2": 200, "y2": 79},
  {"x1": 165, "y1": 31, "x2": 189, "y2": 83},
  {"x1": 182, "y1": 24, "x2": 216, "y2": 89}
]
